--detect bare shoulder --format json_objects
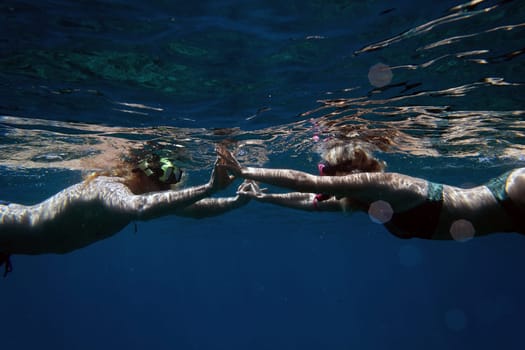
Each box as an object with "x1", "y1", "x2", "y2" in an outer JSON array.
[
  {"x1": 90, "y1": 176, "x2": 129, "y2": 190},
  {"x1": 82, "y1": 176, "x2": 131, "y2": 194},
  {"x1": 47, "y1": 176, "x2": 133, "y2": 206},
  {"x1": 33, "y1": 176, "x2": 130, "y2": 208},
  {"x1": 506, "y1": 168, "x2": 525, "y2": 207}
]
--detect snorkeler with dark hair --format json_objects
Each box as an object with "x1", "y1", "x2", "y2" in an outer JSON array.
[
  {"x1": 0, "y1": 153, "x2": 258, "y2": 276},
  {"x1": 217, "y1": 144, "x2": 525, "y2": 240}
]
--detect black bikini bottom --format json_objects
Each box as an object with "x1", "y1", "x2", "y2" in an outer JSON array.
[{"x1": 385, "y1": 200, "x2": 444, "y2": 239}]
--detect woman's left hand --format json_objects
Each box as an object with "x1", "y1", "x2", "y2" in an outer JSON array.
[{"x1": 236, "y1": 180, "x2": 265, "y2": 199}]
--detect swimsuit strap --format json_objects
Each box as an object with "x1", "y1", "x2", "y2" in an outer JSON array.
[
  {"x1": 485, "y1": 170, "x2": 513, "y2": 201},
  {"x1": 484, "y1": 170, "x2": 525, "y2": 234},
  {"x1": 427, "y1": 181, "x2": 444, "y2": 202},
  {"x1": 385, "y1": 181, "x2": 444, "y2": 239}
]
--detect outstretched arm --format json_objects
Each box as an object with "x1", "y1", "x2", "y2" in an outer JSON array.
[
  {"x1": 0, "y1": 159, "x2": 232, "y2": 255},
  {"x1": 111, "y1": 158, "x2": 233, "y2": 220},
  {"x1": 217, "y1": 145, "x2": 428, "y2": 212},
  {"x1": 175, "y1": 181, "x2": 258, "y2": 218},
  {"x1": 236, "y1": 186, "x2": 344, "y2": 212},
  {"x1": 218, "y1": 146, "x2": 525, "y2": 237}
]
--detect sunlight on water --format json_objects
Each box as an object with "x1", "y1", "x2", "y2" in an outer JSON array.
[{"x1": 1, "y1": 0, "x2": 524, "y2": 174}]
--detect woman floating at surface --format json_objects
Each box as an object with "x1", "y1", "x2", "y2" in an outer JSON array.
[
  {"x1": 0, "y1": 149, "x2": 257, "y2": 276},
  {"x1": 217, "y1": 144, "x2": 525, "y2": 241}
]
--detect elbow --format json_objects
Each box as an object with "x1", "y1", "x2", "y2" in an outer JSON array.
[{"x1": 125, "y1": 197, "x2": 150, "y2": 221}]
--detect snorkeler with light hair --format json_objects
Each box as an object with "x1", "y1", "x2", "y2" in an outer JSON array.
[
  {"x1": 0, "y1": 149, "x2": 258, "y2": 277},
  {"x1": 217, "y1": 144, "x2": 525, "y2": 240}
]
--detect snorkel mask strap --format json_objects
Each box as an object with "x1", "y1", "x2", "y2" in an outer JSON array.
[
  {"x1": 158, "y1": 158, "x2": 183, "y2": 183},
  {"x1": 318, "y1": 163, "x2": 327, "y2": 176},
  {"x1": 137, "y1": 160, "x2": 154, "y2": 176},
  {"x1": 313, "y1": 193, "x2": 332, "y2": 209},
  {"x1": 314, "y1": 163, "x2": 332, "y2": 208}
]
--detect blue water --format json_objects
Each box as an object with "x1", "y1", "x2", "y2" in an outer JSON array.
[{"x1": 1, "y1": 0, "x2": 525, "y2": 349}]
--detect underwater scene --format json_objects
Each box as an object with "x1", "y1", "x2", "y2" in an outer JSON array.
[{"x1": 1, "y1": 0, "x2": 525, "y2": 349}]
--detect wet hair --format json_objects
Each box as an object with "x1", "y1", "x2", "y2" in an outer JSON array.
[
  {"x1": 83, "y1": 148, "x2": 183, "y2": 195},
  {"x1": 321, "y1": 142, "x2": 386, "y2": 175},
  {"x1": 319, "y1": 142, "x2": 385, "y2": 213}
]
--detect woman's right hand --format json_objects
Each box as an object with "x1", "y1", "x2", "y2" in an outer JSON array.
[
  {"x1": 209, "y1": 158, "x2": 235, "y2": 192},
  {"x1": 216, "y1": 145, "x2": 243, "y2": 175}
]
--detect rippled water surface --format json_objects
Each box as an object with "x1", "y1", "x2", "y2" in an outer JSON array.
[{"x1": 1, "y1": 1, "x2": 525, "y2": 349}]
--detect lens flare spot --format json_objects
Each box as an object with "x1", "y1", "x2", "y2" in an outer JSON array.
[
  {"x1": 450, "y1": 219, "x2": 475, "y2": 242},
  {"x1": 368, "y1": 200, "x2": 393, "y2": 224},
  {"x1": 368, "y1": 63, "x2": 393, "y2": 88}
]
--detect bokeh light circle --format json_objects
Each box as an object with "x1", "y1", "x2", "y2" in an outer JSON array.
[
  {"x1": 368, "y1": 63, "x2": 393, "y2": 88},
  {"x1": 368, "y1": 200, "x2": 393, "y2": 224},
  {"x1": 450, "y1": 219, "x2": 475, "y2": 242}
]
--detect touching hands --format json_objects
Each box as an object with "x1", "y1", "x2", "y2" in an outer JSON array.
[{"x1": 236, "y1": 180, "x2": 265, "y2": 199}]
